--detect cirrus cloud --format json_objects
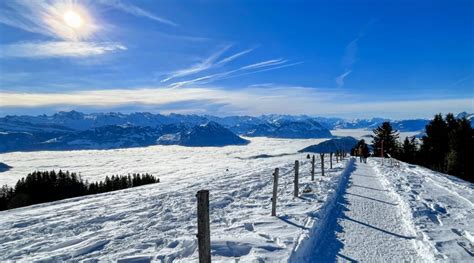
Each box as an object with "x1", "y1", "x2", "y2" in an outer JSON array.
[{"x1": 0, "y1": 41, "x2": 127, "y2": 58}]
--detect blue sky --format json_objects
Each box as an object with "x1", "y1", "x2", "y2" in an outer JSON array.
[{"x1": 0, "y1": 0, "x2": 473, "y2": 119}]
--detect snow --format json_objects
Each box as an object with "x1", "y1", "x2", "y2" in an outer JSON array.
[
  {"x1": 0, "y1": 137, "x2": 349, "y2": 261},
  {"x1": 0, "y1": 136, "x2": 472, "y2": 261},
  {"x1": 293, "y1": 160, "x2": 434, "y2": 262},
  {"x1": 371, "y1": 158, "x2": 474, "y2": 261},
  {"x1": 0, "y1": 137, "x2": 327, "y2": 187}
]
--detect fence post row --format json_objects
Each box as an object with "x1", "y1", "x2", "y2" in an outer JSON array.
[
  {"x1": 196, "y1": 190, "x2": 211, "y2": 263},
  {"x1": 271, "y1": 168, "x2": 279, "y2": 216},
  {"x1": 311, "y1": 155, "x2": 315, "y2": 181},
  {"x1": 294, "y1": 160, "x2": 299, "y2": 197},
  {"x1": 320, "y1": 153, "x2": 325, "y2": 176}
]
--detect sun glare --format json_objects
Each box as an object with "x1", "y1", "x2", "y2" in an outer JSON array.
[
  {"x1": 42, "y1": 1, "x2": 96, "y2": 40},
  {"x1": 63, "y1": 10, "x2": 83, "y2": 28}
]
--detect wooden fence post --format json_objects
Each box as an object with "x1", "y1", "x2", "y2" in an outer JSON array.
[
  {"x1": 271, "y1": 168, "x2": 279, "y2": 216},
  {"x1": 197, "y1": 190, "x2": 211, "y2": 263},
  {"x1": 320, "y1": 154, "x2": 325, "y2": 176},
  {"x1": 311, "y1": 155, "x2": 315, "y2": 181},
  {"x1": 294, "y1": 160, "x2": 299, "y2": 197},
  {"x1": 336, "y1": 151, "x2": 339, "y2": 163},
  {"x1": 330, "y1": 152, "x2": 333, "y2": 169},
  {"x1": 381, "y1": 140, "x2": 384, "y2": 166}
]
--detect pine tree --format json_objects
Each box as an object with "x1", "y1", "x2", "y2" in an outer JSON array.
[
  {"x1": 420, "y1": 114, "x2": 449, "y2": 171},
  {"x1": 372, "y1": 122, "x2": 399, "y2": 157},
  {"x1": 400, "y1": 136, "x2": 417, "y2": 163},
  {"x1": 446, "y1": 117, "x2": 473, "y2": 181}
]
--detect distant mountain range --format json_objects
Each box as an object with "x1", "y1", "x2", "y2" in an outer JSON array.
[
  {"x1": 0, "y1": 111, "x2": 471, "y2": 153},
  {"x1": 0, "y1": 121, "x2": 248, "y2": 152},
  {"x1": 157, "y1": 121, "x2": 249, "y2": 147},
  {"x1": 243, "y1": 119, "x2": 332, "y2": 138}
]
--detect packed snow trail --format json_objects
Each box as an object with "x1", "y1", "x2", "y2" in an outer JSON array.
[{"x1": 310, "y1": 160, "x2": 427, "y2": 261}]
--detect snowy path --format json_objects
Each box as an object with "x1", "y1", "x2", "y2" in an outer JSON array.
[{"x1": 310, "y1": 160, "x2": 426, "y2": 261}]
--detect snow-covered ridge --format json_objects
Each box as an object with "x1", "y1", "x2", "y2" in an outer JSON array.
[
  {"x1": 0, "y1": 122, "x2": 249, "y2": 152},
  {"x1": 1, "y1": 110, "x2": 444, "y2": 133},
  {"x1": 4, "y1": 110, "x2": 463, "y2": 153},
  {"x1": 157, "y1": 121, "x2": 250, "y2": 146},
  {"x1": 244, "y1": 119, "x2": 332, "y2": 139},
  {"x1": 0, "y1": 111, "x2": 336, "y2": 152}
]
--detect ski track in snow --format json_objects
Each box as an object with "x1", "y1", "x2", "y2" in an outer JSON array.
[{"x1": 0, "y1": 137, "x2": 350, "y2": 262}]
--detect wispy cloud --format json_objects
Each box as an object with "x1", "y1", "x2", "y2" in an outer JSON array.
[
  {"x1": 342, "y1": 38, "x2": 359, "y2": 69},
  {"x1": 1, "y1": 87, "x2": 471, "y2": 119},
  {"x1": 161, "y1": 45, "x2": 248, "y2": 83},
  {"x1": 98, "y1": 0, "x2": 177, "y2": 26},
  {"x1": 162, "y1": 45, "x2": 301, "y2": 88},
  {"x1": 0, "y1": 86, "x2": 341, "y2": 114},
  {"x1": 335, "y1": 70, "x2": 351, "y2": 88},
  {"x1": 211, "y1": 61, "x2": 304, "y2": 84},
  {"x1": 0, "y1": 1, "x2": 128, "y2": 58},
  {"x1": 0, "y1": 41, "x2": 126, "y2": 58},
  {"x1": 239, "y1": 59, "x2": 287, "y2": 70},
  {"x1": 237, "y1": 61, "x2": 303, "y2": 76},
  {"x1": 168, "y1": 60, "x2": 303, "y2": 88},
  {"x1": 216, "y1": 48, "x2": 254, "y2": 65},
  {"x1": 335, "y1": 19, "x2": 376, "y2": 88},
  {"x1": 335, "y1": 38, "x2": 358, "y2": 88},
  {"x1": 449, "y1": 74, "x2": 473, "y2": 87},
  {"x1": 0, "y1": 0, "x2": 98, "y2": 41}
]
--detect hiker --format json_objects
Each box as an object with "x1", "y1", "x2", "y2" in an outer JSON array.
[
  {"x1": 356, "y1": 139, "x2": 370, "y2": 163},
  {"x1": 362, "y1": 143, "x2": 370, "y2": 163},
  {"x1": 358, "y1": 145, "x2": 364, "y2": 163}
]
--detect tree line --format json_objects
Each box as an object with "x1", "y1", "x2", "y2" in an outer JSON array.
[
  {"x1": 0, "y1": 170, "x2": 159, "y2": 211},
  {"x1": 369, "y1": 113, "x2": 473, "y2": 182}
]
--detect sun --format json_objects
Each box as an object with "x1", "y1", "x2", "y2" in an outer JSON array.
[
  {"x1": 63, "y1": 10, "x2": 83, "y2": 29},
  {"x1": 44, "y1": 2, "x2": 96, "y2": 40}
]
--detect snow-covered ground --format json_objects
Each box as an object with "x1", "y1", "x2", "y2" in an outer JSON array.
[
  {"x1": 293, "y1": 160, "x2": 435, "y2": 262},
  {"x1": 0, "y1": 137, "x2": 327, "y2": 187},
  {"x1": 0, "y1": 137, "x2": 351, "y2": 261},
  {"x1": 1, "y1": 136, "x2": 472, "y2": 262},
  {"x1": 372, "y1": 158, "x2": 474, "y2": 261}
]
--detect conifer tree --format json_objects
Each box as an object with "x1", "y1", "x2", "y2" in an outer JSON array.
[
  {"x1": 372, "y1": 122, "x2": 399, "y2": 157},
  {"x1": 446, "y1": 117, "x2": 473, "y2": 181},
  {"x1": 420, "y1": 114, "x2": 449, "y2": 171},
  {"x1": 401, "y1": 136, "x2": 417, "y2": 163}
]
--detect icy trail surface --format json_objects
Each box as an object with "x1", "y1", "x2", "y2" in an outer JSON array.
[{"x1": 296, "y1": 160, "x2": 433, "y2": 262}]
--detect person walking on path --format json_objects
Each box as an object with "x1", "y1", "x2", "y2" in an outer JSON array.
[{"x1": 356, "y1": 139, "x2": 370, "y2": 163}]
